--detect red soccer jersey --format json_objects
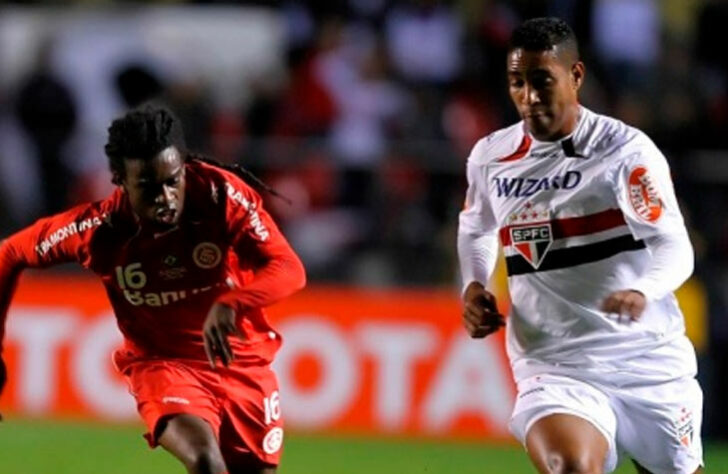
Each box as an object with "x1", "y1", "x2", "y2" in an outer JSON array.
[{"x1": 0, "y1": 161, "x2": 305, "y2": 371}]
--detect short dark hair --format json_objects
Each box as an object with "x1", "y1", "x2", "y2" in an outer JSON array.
[
  {"x1": 105, "y1": 105, "x2": 186, "y2": 183},
  {"x1": 508, "y1": 17, "x2": 579, "y2": 61}
]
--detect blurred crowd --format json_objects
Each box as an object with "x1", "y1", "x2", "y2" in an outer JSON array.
[{"x1": 1, "y1": 0, "x2": 728, "y2": 435}]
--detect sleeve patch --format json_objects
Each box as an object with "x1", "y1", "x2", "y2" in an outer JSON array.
[
  {"x1": 224, "y1": 182, "x2": 270, "y2": 241},
  {"x1": 628, "y1": 166, "x2": 663, "y2": 223},
  {"x1": 35, "y1": 214, "x2": 106, "y2": 256}
]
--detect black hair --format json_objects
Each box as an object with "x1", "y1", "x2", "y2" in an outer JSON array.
[
  {"x1": 105, "y1": 105, "x2": 185, "y2": 183},
  {"x1": 105, "y1": 105, "x2": 289, "y2": 203},
  {"x1": 508, "y1": 17, "x2": 579, "y2": 61}
]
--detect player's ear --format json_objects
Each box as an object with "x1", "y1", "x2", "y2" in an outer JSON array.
[{"x1": 571, "y1": 61, "x2": 585, "y2": 91}]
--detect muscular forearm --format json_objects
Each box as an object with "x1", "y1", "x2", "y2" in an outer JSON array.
[
  {"x1": 457, "y1": 230, "x2": 499, "y2": 295},
  {"x1": 630, "y1": 232, "x2": 694, "y2": 301}
]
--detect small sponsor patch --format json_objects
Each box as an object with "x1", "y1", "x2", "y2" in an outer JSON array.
[
  {"x1": 35, "y1": 213, "x2": 107, "y2": 256},
  {"x1": 262, "y1": 427, "x2": 284, "y2": 454},
  {"x1": 193, "y1": 242, "x2": 222, "y2": 269},
  {"x1": 159, "y1": 267, "x2": 187, "y2": 280},
  {"x1": 162, "y1": 396, "x2": 190, "y2": 405},
  {"x1": 628, "y1": 166, "x2": 662, "y2": 223}
]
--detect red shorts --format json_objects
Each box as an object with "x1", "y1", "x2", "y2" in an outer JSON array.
[{"x1": 123, "y1": 359, "x2": 284, "y2": 466}]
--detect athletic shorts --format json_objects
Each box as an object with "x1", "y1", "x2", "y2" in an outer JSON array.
[
  {"x1": 509, "y1": 373, "x2": 703, "y2": 474},
  {"x1": 123, "y1": 359, "x2": 284, "y2": 467}
]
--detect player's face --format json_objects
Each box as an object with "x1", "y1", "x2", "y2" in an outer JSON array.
[
  {"x1": 121, "y1": 146, "x2": 186, "y2": 228},
  {"x1": 507, "y1": 48, "x2": 584, "y2": 141}
]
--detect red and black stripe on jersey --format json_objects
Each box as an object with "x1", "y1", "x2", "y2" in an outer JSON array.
[{"x1": 499, "y1": 208, "x2": 646, "y2": 276}]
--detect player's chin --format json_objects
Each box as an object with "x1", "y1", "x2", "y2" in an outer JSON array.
[
  {"x1": 150, "y1": 209, "x2": 180, "y2": 227},
  {"x1": 525, "y1": 116, "x2": 553, "y2": 137}
]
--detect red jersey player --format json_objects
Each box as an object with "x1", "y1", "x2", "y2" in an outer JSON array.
[{"x1": 0, "y1": 106, "x2": 306, "y2": 474}]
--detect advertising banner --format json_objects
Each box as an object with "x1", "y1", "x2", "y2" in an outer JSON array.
[{"x1": 0, "y1": 274, "x2": 515, "y2": 439}]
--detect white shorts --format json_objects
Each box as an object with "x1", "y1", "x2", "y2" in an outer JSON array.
[{"x1": 509, "y1": 373, "x2": 703, "y2": 473}]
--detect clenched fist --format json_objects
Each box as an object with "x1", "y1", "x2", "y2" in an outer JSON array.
[
  {"x1": 601, "y1": 289, "x2": 647, "y2": 321},
  {"x1": 462, "y1": 281, "x2": 505, "y2": 338}
]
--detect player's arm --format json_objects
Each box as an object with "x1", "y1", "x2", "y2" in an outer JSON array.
[
  {"x1": 0, "y1": 205, "x2": 98, "y2": 394},
  {"x1": 458, "y1": 152, "x2": 504, "y2": 338},
  {"x1": 0, "y1": 239, "x2": 23, "y2": 399},
  {"x1": 603, "y1": 143, "x2": 694, "y2": 319},
  {"x1": 203, "y1": 182, "x2": 305, "y2": 367}
]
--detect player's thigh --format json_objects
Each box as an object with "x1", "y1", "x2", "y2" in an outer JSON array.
[
  {"x1": 124, "y1": 360, "x2": 223, "y2": 447},
  {"x1": 615, "y1": 377, "x2": 703, "y2": 474},
  {"x1": 158, "y1": 413, "x2": 226, "y2": 472},
  {"x1": 219, "y1": 364, "x2": 284, "y2": 469},
  {"x1": 527, "y1": 413, "x2": 610, "y2": 474},
  {"x1": 510, "y1": 374, "x2": 617, "y2": 473}
]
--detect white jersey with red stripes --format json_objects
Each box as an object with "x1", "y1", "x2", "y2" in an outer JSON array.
[{"x1": 459, "y1": 106, "x2": 697, "y2": 385}]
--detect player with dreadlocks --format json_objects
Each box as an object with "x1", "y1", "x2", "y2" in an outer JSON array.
[{"x1": 0, "y1": 104, "x2": 305, "y2": 473}]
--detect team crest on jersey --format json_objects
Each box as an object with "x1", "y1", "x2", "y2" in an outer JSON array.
[
  {"x1": 262, "y1": 427, "x2": 284, "y2": 454},
  {"x1": 193, "y1": 242, "x2": 222, "y2": 269},
  {"x1": 508, "y1": 203, "x2": 553, "y2": 269},
  {"x1": 628, "y1": 166, "x2": 663, "y2": 223}
]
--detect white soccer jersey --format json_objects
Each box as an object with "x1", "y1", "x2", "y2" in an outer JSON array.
[{"x1": 458, "y1": 106, "x2": 697, "y2": 386}]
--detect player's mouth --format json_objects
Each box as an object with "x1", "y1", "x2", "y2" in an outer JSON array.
[
  {"x1": 155, "y1": 207, "x2": 178, "y2": 225},
  {"x1": 525, "y1": 109, "x2": 549, "y2": 118}
]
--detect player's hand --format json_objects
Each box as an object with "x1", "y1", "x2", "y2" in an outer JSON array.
[
  {"x1": 202, "y1": 303, "x2": 244, "y2": 369},
  {"x1": 601, "y1": 290, "x2": 646, "y2": 321},
  {"x1": 462, "y1": 282, "x2": 505, "y2": 338}
]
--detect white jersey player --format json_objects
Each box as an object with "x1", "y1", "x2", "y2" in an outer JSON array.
[{"x1": 458, "y1": 18, "x2": 703, "y2": 474}]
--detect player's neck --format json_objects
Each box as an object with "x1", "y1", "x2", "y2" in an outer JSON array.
[{"x1": 530, "y1": 105, "x2": 581, "y2": 143}]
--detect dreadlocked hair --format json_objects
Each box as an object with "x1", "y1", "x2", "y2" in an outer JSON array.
[
  {"x1": 105, "y1": 104, "x2": 186, "y2": 185},
  {"x1": 105, "y1": 104, "x2": 289, "y2": 204},
  {"x1": 190, "y1": 154, "x2": 292, "y2": 206}
]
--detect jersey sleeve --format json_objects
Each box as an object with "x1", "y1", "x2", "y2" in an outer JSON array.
[
  {"x1": 608, "y1": 138, "x2": 694, "y2": 300},
  {"x1": 215, "y1": 179, "x2": 306, "y2": 315},
  {"x1": 0, "y1": 203, "x2": 104, "y2": 349},
  {"x1": 609, "y1": 140, "x2": 688, "y2": 240},
  {"x1": 630, "y1": 233, "x2": 694, "y2": 301},
  {"x1": 457, "y1": 143, "x2": 500, "y2": 293}
]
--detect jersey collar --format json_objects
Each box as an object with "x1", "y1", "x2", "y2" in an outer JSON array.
[{"x1": 527, "y1": 105, "x2": 589, "y2": 157}]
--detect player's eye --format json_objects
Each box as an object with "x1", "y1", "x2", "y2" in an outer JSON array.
[
  {"x1": 532, "y1": 76, "x2": 554, "y2": 89},
  {"x1": 510, "y1": 78, "x2": 525, "y2": 88}
]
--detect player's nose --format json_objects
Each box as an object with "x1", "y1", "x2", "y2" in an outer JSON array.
[
  {"x1": 156, "y1": 185, "x2": 176, "y2": 205},
  {"x1": 524, "y1": 84, "x2": 540, "y2": 105}
]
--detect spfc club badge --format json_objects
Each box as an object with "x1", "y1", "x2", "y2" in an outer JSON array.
[{"x1": 508, "y1": 202, "x2": 553, "y2": 269}]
